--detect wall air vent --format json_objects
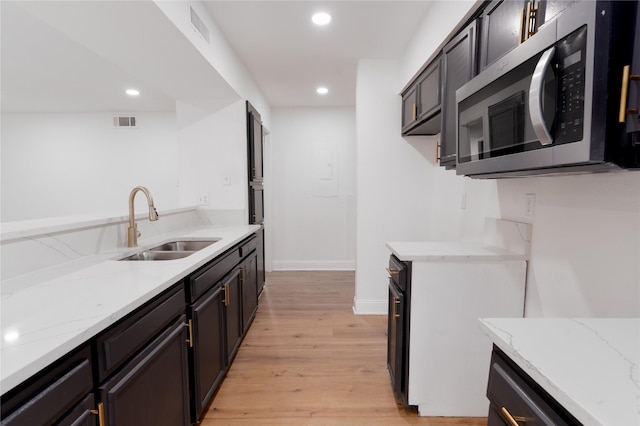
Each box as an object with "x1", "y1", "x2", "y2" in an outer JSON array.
[
  {"x1": 190, "y1": 6, "x2": 210, "y2": 43},
  {"x1": 113, "y1": 116, "x2": 137, "y2": 128}
]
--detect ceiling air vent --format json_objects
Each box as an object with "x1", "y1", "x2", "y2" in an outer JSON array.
[
  {"x1": 113, "y1": 116, "x2": 137, "y2": 128},
  {"x1": 190, "y1": 6, "x2": 210, "y2": 43}
]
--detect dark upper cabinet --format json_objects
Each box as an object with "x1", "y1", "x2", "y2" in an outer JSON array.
[
  {"x1": 480, "y1": 0, "x2": 528, "y2": 71},
  {"x1": 401, "y1": 55, "x2": 443, "y2": 136},
  {"x1": 480, "y1": 0, "x2": 578, "y2": 72},
  {"x1": 249, "y1": 184, "x2": 264, "y2": 225},
  {"x1": 247, "y1": 101, "x2": 263, "y2": 184},
  {"x1": 440, "y1": 20, "x2": 478, "y2": 169}
]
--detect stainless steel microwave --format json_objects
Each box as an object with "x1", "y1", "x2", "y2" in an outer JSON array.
[{"x1": 456, "y1": 0, "x2": 640, "y2": 178}]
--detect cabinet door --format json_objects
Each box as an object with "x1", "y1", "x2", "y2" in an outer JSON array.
[
  {"x1": 480, "y1": 0, "x2": 528, "y2": 70},
  {"x1": 401, "y1": 84, "x2": 419, "y2": 133},
  {"x1": 57, "y1": 394, "x2": 97, "y2": 426},
  {"x1": 247, "y1": 101, "x2": 263, "y2": 183},
  {"x1": 387, "y1": 281, "x2": 406, "y2": 406},
  {"x1": 256, "y1": 229, "x2": 265, "y2": 295},
  {"x1": 99, "y1": 316, "x2": 190, "y2": 426},
  {"x1": 223, "y1": 269, "x2": 243, "y2": 363},
  {"x1": 241, "y1": 252, "x2": 259, "y2": 334},
  {"x1": 537, "y1": 0, "x2": 579, "y2": 28},
  {"x1": 249, "y1": 184, "x2": 264, "y2": 225},
  {"x1": 189, "y1": 285, "x2": 226, "y2": 422},
  {"x1": 417, "y1": 56, "x2": 442, "y2": 122},
  {"x1": 440, "y1": 21, "x2": 478, "y2": 168}
]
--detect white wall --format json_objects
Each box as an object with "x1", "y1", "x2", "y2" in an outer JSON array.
[
  {"x1": 1, "y1": 112, "x2": 179, "y2": 222},
  {"x1": 392, "y1": 0, "x2": 640, "y2": 317},
  {"x1": 154, "y1": 0, "x2": 271, "y2": 128},
  {"x1": 270, "y1": 107, "x2": 356, "y2": 270},
  {"x1": 176, "y1": 99, "x2": 248, "y2": 217},
  {"x1": 354, "y1": 60, "x2": 435, "y2": 314}
]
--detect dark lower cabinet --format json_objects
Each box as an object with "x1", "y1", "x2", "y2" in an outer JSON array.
[
  {"x1": 241, "y1": 251, "x2": 259, "y2": 334},
  {"x1": 2, "y1": 232, "x2": 264, "y2": 426},
  {"x1": 487, "y1": 347, "x2": 581, "y2": 426},
  {"x1": 386, "y1": 255, "x2": 410, "y2": 407},
  {"x1": 98, "y1": 316, "x2": 190, "y2": 426},
  {"x1": 0, "y1": 346, "x2": 95, "y2": 426},
  {"x1": 223, "y1": 268, "x2": 243, "y2": 363},
  {"x1": 256, "y1": 228, "x2": 265, "y2": 295},
  {"x1": 188, "y1": 284, "x2": 226, "y2": 422}
]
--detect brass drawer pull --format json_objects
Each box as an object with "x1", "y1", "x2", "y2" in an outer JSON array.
[
  {"x1": 185, "y1": 320, "x2": 194, "y2": 348},
  {"x1": 619, "y1": 65, "x2": 640, "y2": 123},
  {"x1": 91, "y1": 402, "x2": 105, "y2": 426},
  {"x1": 386, "y1": 267, "x2": 399, "y2": 276}
]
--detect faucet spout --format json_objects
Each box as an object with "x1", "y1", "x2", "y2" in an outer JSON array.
[{"x1": 128, "y1": 186, "x2": 159, "y2": 247}]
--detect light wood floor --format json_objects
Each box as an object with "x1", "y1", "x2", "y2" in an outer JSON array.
[{"x1": 200, "y1": 271, "x2": 487, "y2": 426}]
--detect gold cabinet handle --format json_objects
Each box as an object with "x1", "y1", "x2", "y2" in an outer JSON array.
[
  {"x1": 386, "y1": 267, "x2": 399, "y2": 276},
  {"x1": 224, "y1": 284, "x2": 230, "y2": 306},
  {"x1": 436, "y1": 142, "x2": 441, "y2": 162},
  {"x1": 185, "y1": 319, "x2": 194, "y2": 348},
  {"x1": 501, "y1": 407, "x2": 519, "y2": 426},
  {"x1": 393, "y1": 298, "x2": 401, "y2": 319},
  {"x1": 519, "y1": 1, "x2": 538, "y2": 43},
  {"x1": 412, "y1": 103, "x2": 417, "y2": 121},
  {"x1": 619, "y1": 65, "x2": 640, "y2": 123},
  {"x1": 90, "y1": 402, "x2": 105, "y2": 426}
]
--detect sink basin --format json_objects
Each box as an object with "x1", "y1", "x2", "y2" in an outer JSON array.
[
  {"x1": 120, "y1": 251, "x2": 194, "y2": 261},
  {"x1": 149, "y1": 239, "x2": 219, "y2": 252},
  {"x1": 118, "y1": 239, "x2": 220, "y2": 261}
]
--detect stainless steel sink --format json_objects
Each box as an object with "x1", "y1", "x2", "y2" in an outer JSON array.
[
  {"x1": 118, "y1": 239, "x2": 220, "y2": 261},
  {"x1": 149, "y1": 239, "x2": 219, "y2": 252},
  {"x1": 119, "y1": 251, "x2": 194, "y2": 261}
]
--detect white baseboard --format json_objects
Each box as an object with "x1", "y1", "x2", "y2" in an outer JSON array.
[
  {"x1": 352, "y1": 297, "x2": 387, "y2": 315},
  {"x1": 272, "y1": 260, "x2": 355, "y2": 271}
]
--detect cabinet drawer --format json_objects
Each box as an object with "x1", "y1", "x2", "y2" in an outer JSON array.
[
  {"x1": 96, "y1": 286, "x2": 185, "y2": 381},
  {"x1": 239, "y1": 235, "x2": 257, "y2": 258},
  {"x1": 487, "y1": 349, "x2": 579, "y2": 426},
  {"x1": 0, "y1": 346, "x2": 93, "y2": 426},
  {"x1": 188, "y1": 248, "x2": 240, "y2": 302}
]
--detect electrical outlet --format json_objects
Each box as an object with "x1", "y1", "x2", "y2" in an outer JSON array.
[
  {"x1": 198, "y1": 194, "x2": 209, "y2": 206},
  {"x1": 525, "y1": 194, "x2": 536, "y2": 217}
]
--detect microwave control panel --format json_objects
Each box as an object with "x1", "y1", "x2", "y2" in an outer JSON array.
[{"x1": 555, "y1": 25, "x2": 587, "y2": 145}]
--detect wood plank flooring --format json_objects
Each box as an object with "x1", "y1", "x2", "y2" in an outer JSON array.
[{"x1": 200, "y1": 271, "x2": 487, "y2": 426}]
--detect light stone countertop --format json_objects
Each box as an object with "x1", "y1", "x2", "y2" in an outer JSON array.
[
  {"x1": 479, "y1": 318, "x2": 640, "y2": 426},
  {"x1": 0, "y1": 224, "x2": 260, "y2": 394},
  {"x1": 386, "y1": 241, "x2": 527, "y2": 262}
]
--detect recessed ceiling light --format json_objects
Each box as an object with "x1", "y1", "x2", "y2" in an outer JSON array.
[
  {"x1": 125, "y1": 89, "x2": 140, "y2": 96},
  {"x1": 317, "y1": 87, "x2": 329, "y2": 95},
  {"x1": 312, "y1": 12, "x2": 331, "y2": 26}
]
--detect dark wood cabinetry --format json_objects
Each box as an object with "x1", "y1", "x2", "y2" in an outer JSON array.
[
  {"x1": 440, "y1": 20, "x2": 478, "y2": 168},
  {"x1": 98, "y1": 317, "x2": 190, "y2": 426},
  {"x1": 402, "y1": 55, "x2": 443, "y2": 136},
  {"x1": 480, "y1": 0, "x2": 528, "y2": 71},
  {"x1": 188, "y1": 284, "x2": 226, "y2": 422},
  {"x1": 241, "y1": 251, "x2": 259, "y2": 334},
  {"x1": 386, "y1": 255, "x2": 411, "y2": 407},
  {"x1": 223, "y1": 268, "x2": 243, "y2": 364},
  {"x1": 0, "y1": 345, "x2": 96, "y2": 426},
  {"x1": 2, "y1": 231, "x2": 263, "y2": 426},
  {"x1": 487, "y1": 347, "x2": 580, "y2": 426}
]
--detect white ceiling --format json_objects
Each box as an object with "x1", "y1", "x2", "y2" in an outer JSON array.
[
  {"x1": 1, "y1": 1, "x2": 433, "y2": 112},
  {"x1": 203, "y1": 1, "x2": 433, "y2": 107}
]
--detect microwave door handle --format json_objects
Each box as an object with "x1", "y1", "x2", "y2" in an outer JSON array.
[{"x1": 529, "y1": 46, "x2": 556, "y2": 146}]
